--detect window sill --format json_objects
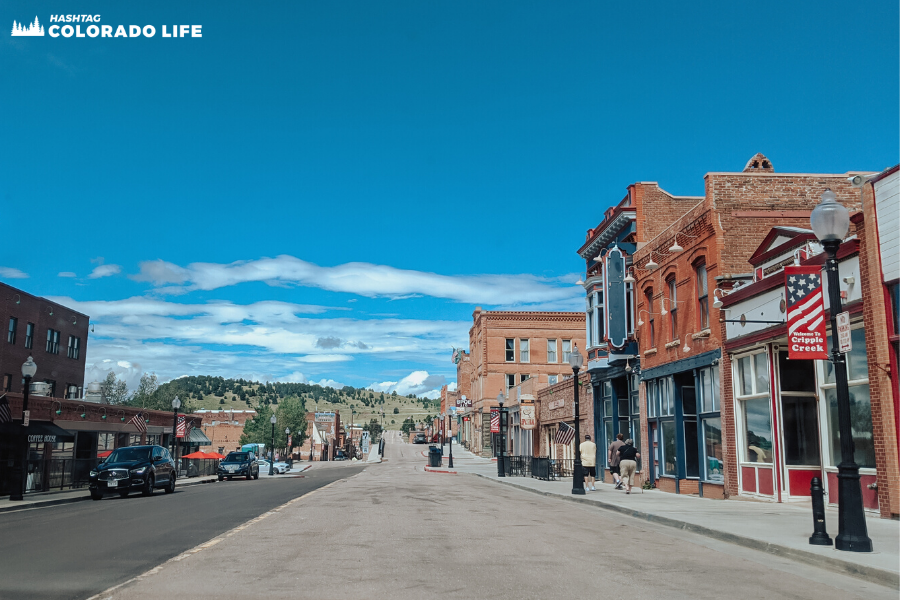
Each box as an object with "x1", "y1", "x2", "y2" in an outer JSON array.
[
  {"x1": 664, "y1": 339, "x2": 681, "y2": 349},
  {"x1": 691, "y1": 329, "x2": 712, "y2": 340},
  {"x1": 643, "y1": 348, "x2": 658, "y2": 357}
]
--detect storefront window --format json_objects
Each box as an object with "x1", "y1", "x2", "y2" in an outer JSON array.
[
  {"x1": 660, "y1": 377, "x2": 675, "y2": 416},
  {"x1": 661, "y1": 421, "x2": 677, "y2": 476},
  {"x1": 646, "y1": 380, "x2": 658, "y2": 418},
  {"x1": 703, "y1": 417, "x2": 724, "y2": 482},
  {"x1": 699, "y1": 367, "x2": 720, "y2": 413},
  {"x1": 742, "y1": 398, "x2": 773, "y2": 463},
  {"x1": 819, "y1": 326, "x2": 874, "y2": 469},
  {"x1": 781, "y1": 395, "x2": 820, "y2": 465}
]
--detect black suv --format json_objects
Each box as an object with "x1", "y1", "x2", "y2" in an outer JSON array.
[
  {"x1": 217, "y1": 451, "x2": 259, "y2": 481},
  {"x1": 89, "y1": 445, "x2": 176, "y2": 500}
]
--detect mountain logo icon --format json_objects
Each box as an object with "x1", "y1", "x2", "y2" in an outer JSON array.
[{"x1": 12, "y1": 17, "x2": 45, "y2": 36}]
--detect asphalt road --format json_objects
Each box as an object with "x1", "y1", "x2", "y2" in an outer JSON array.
[{"x1": 0, "y1": 463, "x2": 365, "y2": 600}]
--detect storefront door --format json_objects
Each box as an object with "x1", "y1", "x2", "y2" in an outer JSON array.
[{"x1": 776, "y1": 351, "x2": 821, "y2": 498}]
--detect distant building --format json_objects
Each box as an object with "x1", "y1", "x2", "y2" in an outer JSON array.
[{"x1": 196, "y1": 409, "x2": 257, "y2": 454}]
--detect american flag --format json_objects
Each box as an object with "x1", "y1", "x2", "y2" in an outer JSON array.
[
  {"x1": 490, "y1": 409, "x2": 499, "y2": 433},
  {"x1": 554, "y1": 421, "x2": 576, "y2": 446},
  {"x1": 129, "y1": 410, "x2": 148, "y2": 433},
  {"x1": 176, "y1": 415, "x2": 186, "y2": 437},
  {"x1": 184, "y1": 418, "x2": 194, "y2": 438},
  {"x1": 0, "y1": 393, "x2": 11, "y2": 424},
  {"x1": 785, "y1": 266, "x2": 828, "y2": 359}
]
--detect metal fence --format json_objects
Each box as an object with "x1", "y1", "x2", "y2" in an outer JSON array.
[
  {"x1": 180, "y1": 458, "x2": 219, "y2": 477},
  {"x1": 527, "y1": 456, "x2": 574, "y2": 481},
  {"x1": 507, "y1": 455, "x2": 531, "y2": 477}
]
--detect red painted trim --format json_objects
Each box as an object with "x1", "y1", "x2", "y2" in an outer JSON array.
[{"x1": 865, "y1": 164, "x2": 899, "y2": 185}]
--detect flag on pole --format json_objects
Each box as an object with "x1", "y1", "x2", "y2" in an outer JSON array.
[
  {"x1": 184, "y1": 418, "x2": 194, "y2": 439},
  {"x1": 176, "y1": 415, "x2": 186, "y2": 437},
  {"x1": 554, "y1": 421, "x2": 576, "y2": 446},
  {"x1": 0, "y1": 394, "x2": 11, "y2": 424},
  {"x1": 785, "y1": 266, "x2": 828, "y2": 359},
  {"x1": 490, "y1": 409, "x2": 499, "y2": 433},
  {"x1": 129, "y1": 410, "x2": 148, "y2": 433}
]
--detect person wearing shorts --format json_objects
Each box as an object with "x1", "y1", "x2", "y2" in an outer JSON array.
[
  {"x1": 608, "y1": 433, "x2": 625, "y2": 489},
  {"x1": 580, "y1": 435, "x2": 597, "y2": 491},
  {"x1": 617, "y1": 438, "x2": 640, "y2": 494}
]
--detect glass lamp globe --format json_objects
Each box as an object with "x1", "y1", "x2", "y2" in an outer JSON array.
[
  {"x1": 171, "y1": 396, "x2": 181, "y2": 410},
  {"x1": 568, "y1": 345, "x2": 584, "y2": 370},
  {"x1": 270, "y1": 415, "x2": 277, "y2": 424},
  {"x1": 810, "y1": 189, "x2": 850, "y2": 242},
  {"x1": 496, "y1": 392, "x2": 504, "y2": 408},
  {"x1": 21, "y1": 356, "x2": 37, "y2": 378}
]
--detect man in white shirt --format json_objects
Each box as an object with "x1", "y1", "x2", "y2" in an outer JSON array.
[{"x1": 579, "y1": 435, "x2": 597, "y2": 491}]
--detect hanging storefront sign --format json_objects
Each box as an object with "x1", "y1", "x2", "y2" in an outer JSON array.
[
  {"x1": 605, "y1": 245, "x2": 627, "y2": 348},
  {"x1": 785, "y1": 266, "x2": 828, "y2": 359},
  {"x1": 520, "y1": 405, "x2": 536, "y2": 430},
  {"x1": 456, "y1": 395, "x2": 471, "y2": 408},
  {"x1": 490, "y1": 409, "x2": 499, "y2": 433}
]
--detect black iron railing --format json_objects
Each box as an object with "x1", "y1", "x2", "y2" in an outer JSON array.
[{"x1": 507, "y1": 455, "x2": 532, "y2": 477}]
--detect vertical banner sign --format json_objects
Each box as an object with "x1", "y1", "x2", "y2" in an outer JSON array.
[
  {"x1": 490, "y1": 409, "x2": 500, "y2": 433},
  {"x1": 605, "y1": 245, "x2": 627, "y2": 348},
  {"x1": 836, "y1": 312, "x2": 852, "y2": 353},
  {"x1": 287, "y1": 435, "x2": 292, "y2": 449},
  {"x1": 520, "y1": 405, "x2": 536, "y2": 430},
  {"x1": 785, "y1": 266, "x2": 828, "y2": 359}
]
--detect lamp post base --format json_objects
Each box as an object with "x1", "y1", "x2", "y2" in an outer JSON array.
[
  {"x1": 572, "y1": 460, "x2": 585, "y2": 495},
  {"x1": 835, "y1": 465, "x2": 873, "y2": 552}
]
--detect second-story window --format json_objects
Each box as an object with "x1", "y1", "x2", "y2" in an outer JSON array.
[
  {"x1": 548, "y1": 374, "x2": 559, "y2": 385},
  {"x1": 7, "y1": 317, "x2": 17, "y2": 344},
  {"x1": 505, "y1": 339, "x2": 515, "y2": 362},
  {"x1": 547, "y1": 339, "x2": 557, "y2": 363},
  {"x1": 667, "y1": 277, "x2": 678, "y2": 339},
  {"x1": 562, "y1": 340, "x2": 572, "y2": 363},
  {"x1": 67, "y1": 336, "x2": 80, "y2": 359},
  {"x1": 506, "y1": 374, "x2": 515, "y2": 391},
  {"x1": 46, "y1": 329, "x2": 60, "y2": 354},
  {"x1": 645, "y1": 289, "x2": 655, "y2": 347},
  {"x1": 519, "y1": 339, "x2": 530, "y2": 363},
  {"x1": 25, "y1": 322, "x2": 34, "y2": 349},
  {"x1": 697, "y1": 263, "x2": 709, "y2": 330}
]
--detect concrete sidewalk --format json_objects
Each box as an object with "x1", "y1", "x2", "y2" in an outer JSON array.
[{"x1": 451, "y1": 459, "x2": 899, "y2": 587}]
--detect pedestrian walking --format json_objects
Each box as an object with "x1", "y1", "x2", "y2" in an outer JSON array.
[
  {"x1": 608, "y1": 433, "x2": 625, "y2": 489},
  {"x1": 579, "y1": 435, "x2": 597, "y2": 491},
  {"x1": 617, "y1": 438, "x2": 640, "y2": 494}
]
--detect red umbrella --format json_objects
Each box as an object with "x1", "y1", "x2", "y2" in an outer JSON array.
[
  {"x1": 182, "y1": 451, "x2": 209, "y2": 459},
  {"x1": 98, "y1": 450, "x2": 112, "y2": 458},
  {"x1": 204, "y1": 451, "x2": 226, "y2": 459}
]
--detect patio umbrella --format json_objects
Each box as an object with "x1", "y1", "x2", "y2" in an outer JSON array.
[
  {"x1": 204, "y1": 451, "x2": 226, "y2": 459},
  {"x1": 97, "y1": 450, "x2": 112, "y2": 458},
  {"x1": 182, "y1": 451, "x2": 209, "y2": 459}
]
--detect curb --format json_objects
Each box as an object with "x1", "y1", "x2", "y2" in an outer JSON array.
[
  {"x1": 424, "y1": 466, "x2": 457, "y2": 474},
  {"x1": 0, "y1": 477, "x2": 220, "y2": 514},
  {"x1": 467, "y1": 472, "x2": 899, "y2": 589}
]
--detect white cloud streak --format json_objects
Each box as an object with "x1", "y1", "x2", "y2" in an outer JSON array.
[
  {"x1": 0, "y1": 267, "x2": 28, "y2": 279},
  {"x1": 58, "y1": 271, "x2": 77, "y2": 278},
  {"x1": 89, "y1": 264, "x2": 122, "y2": 279},
  {"x1": 133, "y1": 255, "x2": 582, "y2": 306}
]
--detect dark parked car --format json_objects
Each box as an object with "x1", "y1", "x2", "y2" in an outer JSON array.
[
  {"x1": 333, "y1": 450, "x2": 348, "y2": 461},
  {"x1": 89, "y1": 445, "x2": 176, "y2": 500},
  {"x1": 217, "y1": 451, "x2": 259, "y2": 481},
  {"x1": 413, "y1": 433, "x2": 427, "y2": 444}
]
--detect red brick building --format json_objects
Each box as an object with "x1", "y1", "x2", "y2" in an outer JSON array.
[
  {"x1": 632, "y1": 154, "x2": 865, "y2": 498},
  {"x1": 197, "y1": 409, "x2": 257, "y2": 454},
  {"x1": 2, "y1": 282, "x2": 90, "y2": 399},
  {"x1": 457, "y1": 308, "x2": 585, "y2": 457}
]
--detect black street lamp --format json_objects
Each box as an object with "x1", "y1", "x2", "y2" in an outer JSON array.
[
  {"x1": 10, "y1": 356, "x2": 37, "y2": 501},
  {"x1": 171, "y1": 396, "x2": 181, "y2": 460},
  {"x1": 810, "y1": 188, "x2": 872, "y2": 552},
  {"x1": 285, "y1": 426, "x2": 291, "y2": 462},
  {"x1": 496, "y1": 392, "x2": 507, "y2": 477},
  {"x1": 269, "y1": 415, "x2": 277, "y2": 475},
  {"x1": 446, "y1": 412, "x2": 454, "y2": 469},
  {"x1": 569, "y1": 344, "x2": 585, "y2": 495}
]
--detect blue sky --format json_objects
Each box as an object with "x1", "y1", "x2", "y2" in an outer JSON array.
[{"x1": 1, "y1": 1, "x2": 897, "y2": 396}]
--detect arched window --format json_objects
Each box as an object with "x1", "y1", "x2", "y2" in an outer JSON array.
[
  {"x1": 666, "y1": 276, "x2": 677, "y2": 340},
  {"x1": 696, "y1": 263, "x2": 709, "y2": 329},
  {"x1": 645, "y1": 288, "x2": 655, "y2": 347}
]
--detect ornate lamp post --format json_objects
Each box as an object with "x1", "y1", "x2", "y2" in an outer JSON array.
[
  {"x1": 171, "y1": 396, "x2": 181, "y2": 460},
  {"x1": 446, "y1": 411, "x2": 454, "y2": 469},
  {"x1": 269, "y1": 415, "x2": 277, "y2": 475},
  {"x1": 569, "y1": 344, "x2": 585, "y2": 495},
  {"x1": 496, "y1": 392, "x2": 508, "y2": 477},
  {"x1": 10, "y1": 356, "x2": 37, "y2": 501},
  {"x1": 285, "y1": 426, "x2": 291, "y2": 463},
  {"x1": 810, "y1": 188, "x2": 872, "y2": 552}
]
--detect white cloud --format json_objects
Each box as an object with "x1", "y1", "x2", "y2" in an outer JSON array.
[
  {"x1": 282, "y1": 371, "x2": 308, "y2": 383},
  {"x1": 88, "y1": 264, "x2": 122, "y2": 279},
  {"x1": 58, "y1": 271, "x2": 77, "y2": 278},
  {"x1": 133, "y1": 255, "x2": 582, "y2": 306},
  {"x1": 0, "y1": 267, "x2": 28, "y2": 279},
  {"x1": 369, "y1": 371, "x2": 446, "y2": 397},
  {"x1": 295, "y1": 355, "x2": 353, "y2": 363}
]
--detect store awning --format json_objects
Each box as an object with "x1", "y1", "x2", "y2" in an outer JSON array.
[
  {"x1": 0, "y1": 420, "x2": 75, "y2": 443},
  {"x1": 181, "y1": 428, "x2": 212, "y2": 446}
]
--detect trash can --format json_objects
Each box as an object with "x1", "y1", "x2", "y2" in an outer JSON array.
[{"x1": 428, "y1": 446, "x2": 442, "y2": 468}]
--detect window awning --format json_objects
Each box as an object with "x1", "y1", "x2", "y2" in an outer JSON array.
[
  {"x1": 180, "y1": 428, "x2": 212, "y2": 446},
  {"x1": 0, "y1": 420, "x2": 75, "y2": 443}
]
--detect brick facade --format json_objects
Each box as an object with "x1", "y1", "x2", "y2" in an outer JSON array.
[{"x1": 537, "y1": 372, "x2": 593, "y2": 458}]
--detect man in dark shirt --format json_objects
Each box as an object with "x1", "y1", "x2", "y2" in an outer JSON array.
[
  {"x1": 608, "y1": 433, "x2": 625, "y2": 489},
  {"x1": 618, "y1": 438, "x2": 640, "y2": 494}
]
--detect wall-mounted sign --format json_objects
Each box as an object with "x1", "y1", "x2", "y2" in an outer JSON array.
[
  {"x1": 548, "y1": 399, "x2": 565, "y2": 411},
  {"x1": 456, "y1": 395, "x2": 471, "y2": 408},
  {"x1": 315, "y1": 412, "x2": 336, "y2": 422},
  {"x1": 520, "y1": 405, "x2": 536, "y2": 430},
  {"x1": 605, "y1": 245, "x2": 627, "y2": 349},
  {"x1": 785, "y1": 266, "x2": 828, "y2": 359},
  {"x1": 836, "y1": 311, "x2": 852, "y2": 353},
  {"x1": 27, "y1": 434, "x2": 55, "y2": 443}
]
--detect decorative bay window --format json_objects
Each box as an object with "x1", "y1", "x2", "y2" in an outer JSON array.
[{"x1": 586, "y1": 290, "x2": 605, "y2": 348}]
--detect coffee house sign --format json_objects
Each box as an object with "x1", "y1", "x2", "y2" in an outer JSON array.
[{"x1": 27, "y1": 434, "x2": 58, "y2": 443}]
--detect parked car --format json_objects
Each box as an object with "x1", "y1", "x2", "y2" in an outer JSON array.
[
  {"x1": 413, "y1": 433, "x2": 427, "y2": 444},
  {"x1": 89, "y1": 445, "x2": 176, "y2": 500},
  {"x1": 333, "y1": 450, "x2": 348, "y2": 461},
  {"x1": 217, "y1": 451, "x2": 260, "y2": 481},
  {"x1": 258, "y1": 460, "x2": 288, "y2": 474}
]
